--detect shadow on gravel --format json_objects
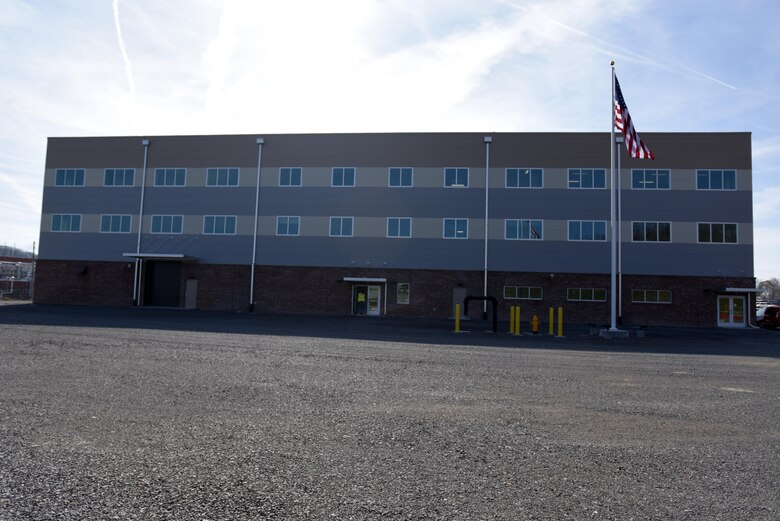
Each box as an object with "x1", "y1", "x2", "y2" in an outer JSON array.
[{"x1": 0, "y1": 303, "x2": 777, "y2": 358}]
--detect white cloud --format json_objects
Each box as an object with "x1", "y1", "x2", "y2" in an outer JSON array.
[
  {"x1": 752, "y1": 187, "x2": 780, "y2": 280},
  {"x1": 112, "y1": 0, "x2": 135, "y2": 98},
  {"x1": 0, "y1": 0, "x2": 778, "y2": 274},
  {"x1": 753, "y1": 186, "x2": 780, "y2": 222}
]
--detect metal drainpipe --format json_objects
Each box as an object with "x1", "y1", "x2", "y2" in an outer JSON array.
[
  {"x1": 133, "y1": 139, "x2": 150, "y2": 306},
  {"x1": 483, "y1": 136, "x2": 492, "y2": 320},
  {"x1": 249, "y1": 138, "x2": 264, "y2": 312}
]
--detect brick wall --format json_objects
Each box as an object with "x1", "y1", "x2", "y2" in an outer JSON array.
[
  {"x1": 181, "y1": 264, "x2": 250, "y2": 311},
  {"x1": 34, "y1": 260, "x2": 755, "y2": 327},
  {"x1": 34, "y1": 259, "x2": 135, "y2": 307}
]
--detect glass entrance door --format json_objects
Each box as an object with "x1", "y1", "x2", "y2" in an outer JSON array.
[
  {"x1": 718, "y1": 296, "x2": 745, "y2": 328},
  {"x1": 367, "y1": 286, "x2": 381, "y2": 316}
]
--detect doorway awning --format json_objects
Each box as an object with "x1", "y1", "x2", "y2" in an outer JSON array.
[
  {"x1": 343, "y1": 277, "x2": 387, "y2": 283},
  {"x1": 123, "y1": 253, "x2": 198, "y2": 262},
  {"x1": 722, "y1": 287, "x2": 760, "y2": 293}
]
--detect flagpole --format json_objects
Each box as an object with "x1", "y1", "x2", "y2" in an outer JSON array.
[
  {"x1": 617, "y1": 134, "x2": 623, "y2": 324},
  {"x1": 609, "y1": 61, "x2": 618, "y2": 331}
]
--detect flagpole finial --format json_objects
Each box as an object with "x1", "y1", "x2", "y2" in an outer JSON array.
[{"x1": 610, "y1": 60, "x2": 615, "y2": 66}]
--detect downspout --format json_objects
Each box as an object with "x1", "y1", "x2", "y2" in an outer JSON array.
[
  {"x1": 249, "y1": 138, "x2": 264, "y2": 311},
  {"x1": 483, "y1": 136, "x2": 492, "y2": 320},
  {"x1": 133, "y1": 139, "x2": 150, "y2": 306}
]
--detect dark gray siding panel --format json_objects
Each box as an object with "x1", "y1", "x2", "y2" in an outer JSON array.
[
  {"x1": 42, "y1": 187, "x2": 141, "y2": 214},
  {"x1": 622, "y1": 243, "x2": 753, "y2": 277},
  {"x1": 47, "y1": 132, "x2": 751, "y2": 171},
  {"x1": 39, "y1": 232, "x2": 255, "y2": 265},
  {"x1": 259, "y1": 188, "x2": 485, "y2": 218},
  {"x1": 39, "y1": 233, "x2": 137, "y2": 262},
  {"x1": 490, "y1": 190, "x2": 611, "y2": 220},
  {"x1": 136, "y1": 234, "x2": 251, "y2": 263},
  {"x1": 46, "y1": 135, "x2": 262, "y2": 169},
  {"x1": 490, "y1": 240, "x2": 610, "y2": 273},
  {"x1": 144, "y1": 188, "x2": 258, "y2": 215},
  {"x1": 256, "y1": 237, "x2": 484, "y2": 270},
  {"x1": 621, "y1": 191, "x2": 753, "y2": 222}
]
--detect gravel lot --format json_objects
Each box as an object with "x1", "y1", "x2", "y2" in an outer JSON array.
[{"x1": 0, "y1": 303, "x2": 778, "y2": 520}]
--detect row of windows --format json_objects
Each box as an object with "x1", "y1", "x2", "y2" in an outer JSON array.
[
  {"x1": 48, "y1": 214, "x2": 741, "y2": 243},
  {"x1": 53, "y1": 168, "x2": 740, "y2": 190},
  {"x1": 503, "y1": 286, "x2": 673, "y2": 304}
]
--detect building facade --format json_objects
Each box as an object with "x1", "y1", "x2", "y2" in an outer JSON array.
[{"x1": 35, "y1": 132, "x2": 755, "y2": 327}]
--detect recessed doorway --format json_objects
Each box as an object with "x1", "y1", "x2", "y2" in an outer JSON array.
[{"x1": 353, "y1": 285, "x2": 381, "y2": 316}]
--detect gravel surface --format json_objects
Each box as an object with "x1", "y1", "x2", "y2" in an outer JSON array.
[{"x1": 0, "y1": 304, "x2": 778, "y2": 520}]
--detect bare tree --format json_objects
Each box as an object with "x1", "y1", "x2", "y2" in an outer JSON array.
[{"x1": 757, "y1": 278, "x2": 780, "y2": 303}]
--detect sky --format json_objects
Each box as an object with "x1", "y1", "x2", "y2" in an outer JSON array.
[{"x1": 1, "y1": 0, "x2": 778, "y2": 280}]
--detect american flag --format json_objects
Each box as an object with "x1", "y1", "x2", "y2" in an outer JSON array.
[{"x1": 614, "y1": 76, "x2": 655, "y2": 160}]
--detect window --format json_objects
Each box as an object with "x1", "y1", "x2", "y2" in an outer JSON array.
[
  {"x1": 443, "y1": 218, "x2": 468, "y2": 239},
  {"x1": 567, "y1": 288, "x2": 607, "y2": 302},
  {"x1": 151, "y1": 215, "x2": 183, "y2": 234},
  {"x1": 697, "y1": 170, "x2": 736, "y2": 190},
  {"x1": 104, "y1": 168, "x2": 134, "y2": 186},
  {"x1": 505, "y1": 219, "x2": 543, "y2": 240},
  {"x1": 203, "y1": 215, "x2": 236, "y2": 235},
  {"x1": 332, "y1": 167, "x2": 355, "y2": 187},
  {"x1": 632, "y1": 169, "x2": 670, "y2": 190},
  {"x1": 698, "y1": 223, "x2": 738, "y2": 243},
  {"x1": 276, "y1": 216, "x2": 300, "y2": 236},
  {"x1": 389, "y1": 167, "x2": 413, "y2": 187},
  {"x1": 504, "y1": 286, "x2": 543, "y2": 300},
  {"x1": 444, "y1": 168, "x2": 468, "y2": 187},
  {"x1": 100, "y1": 215, "x2": 131, "y2": 233},
  {"x1": 279, "y1": 167, "x2": 302, "y2": 187},
  {"x1": 55, "y1": 169, "x2": 85, "y2": 186},
  {"x1": 329, "y1": 217, "x2": 353, "y2": 237},
  {"x1": 154, "y1": 168, "x2": 186, "y2": 186},
  {"x1": 568, "y1": 169, "x2": 606, "y2": 189},
  {"x1": 51, "y1": 214, "x2": 81, "y2": 232},
  {"x1": 387, "y1": 217, "x2": 412, "y2": 238},
  {"x1": 632, "y1": 289, "x2": 672, "y2": 304},
  {"x1": 632, "y1": 222, "x2": 671, "y2": 242},
  {"x1": 506, "y1": 168, "x2": 543, "y2": 188},
  {"x1": 568, "y1": 221, "x2": 607, "y2": 241},
  {"x1": 397, "y1": 283, "x2": 410, "y2": 304},
  {"x1": 207, "y1": 168, "x2": 239, "y2": 187}
]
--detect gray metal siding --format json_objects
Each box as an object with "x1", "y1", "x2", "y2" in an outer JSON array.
[
  {"x1": 621, "y1": 243, "x2": 753, "y2": 277},
  {"x1": 47, "y1": 132, "x2": 752, "y2": 170},
  {"x1": 39, "y1": 132, "x2": 754, "y2": 277},
  {"x1": 621, "y1": 190, "x2": 753, "y2": 222},
  {"x1": 44, "y1": 187, "x2": 751, "y2": 224}
]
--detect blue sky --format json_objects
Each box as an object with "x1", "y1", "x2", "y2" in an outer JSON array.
[{"x1": 1, "y1": 0, "x2": 778, "y2": 279}]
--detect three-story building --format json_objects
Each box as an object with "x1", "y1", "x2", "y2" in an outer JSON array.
[{"x1": 35, "y1": 132, "x2": 755, "y2": 327}]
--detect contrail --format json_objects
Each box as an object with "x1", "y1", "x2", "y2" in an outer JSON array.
[
  {"x1": 113, "y1": 0, "x2": 135, "y2": 97},
  {"x1": 498, "y1": 0, "x2": 737, "y2": 90}
]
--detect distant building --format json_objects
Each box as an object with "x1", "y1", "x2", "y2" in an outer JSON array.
[
  {"x1": 0, "y1": 257, "x2": 34, "y2": 299},
  {"x1": 35, "y1": 132, "x2": 755, "y2": 327}
]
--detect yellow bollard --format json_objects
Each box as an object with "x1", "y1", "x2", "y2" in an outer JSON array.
[
  {"x1": 549, "y1": 307, "x2": 554, "y2": 336},
  {"x1": 557, "y1": 307, "x2": 564, "y2": 337},
  {"x1": 455, "y1": 303, "x2": 461, "y2": 333},
  {"x1": 532, "y1": 314, "x2": 539, "y2": 335},
  {"x1": 514, "y1": 305, "x2": 521, "y2": 336},
  {"x1": 509, "y1": 306, "x2": 515, "y2": 334}
]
